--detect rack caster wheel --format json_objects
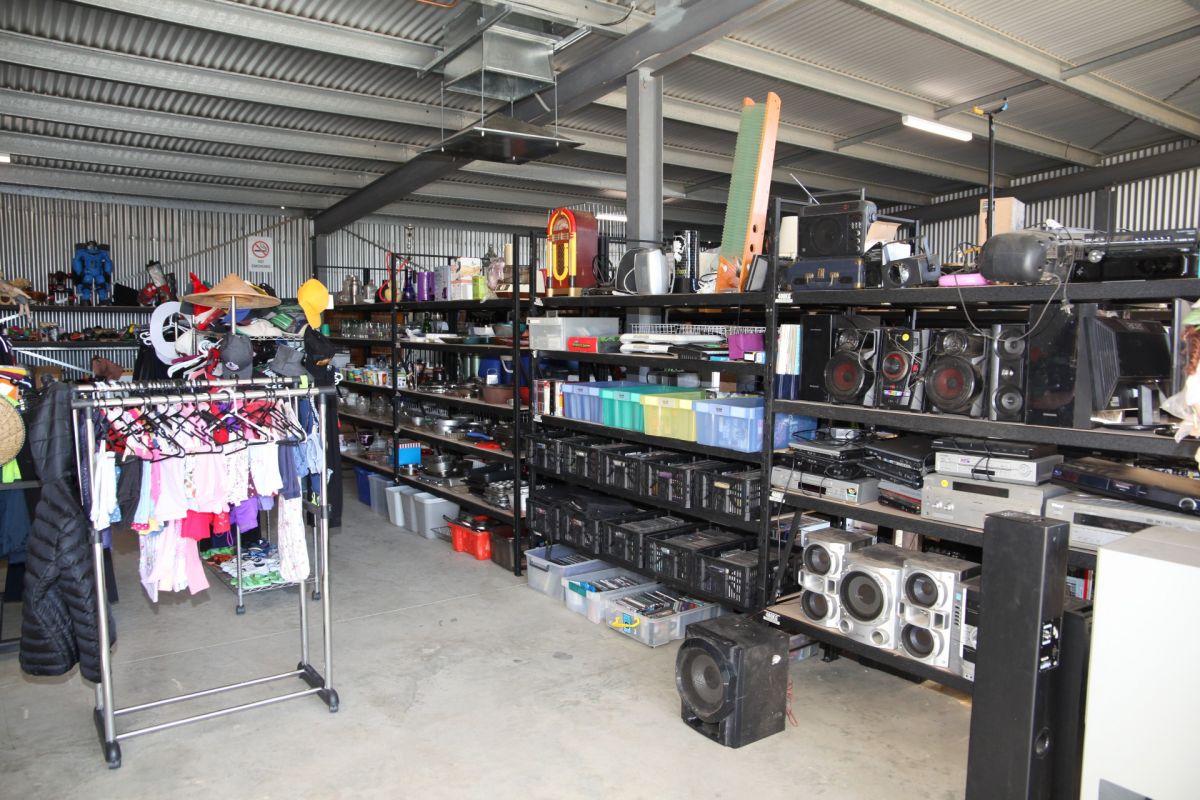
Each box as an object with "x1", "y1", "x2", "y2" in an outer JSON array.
[
  {"x1": 326, "y1": 689, "x2": 339, "y2": 713},
  {"x1": 236, "y1": 605, "x2": 246, "y2": 616},
  {"x1": 105, "y1": 742, "x2": 122, "y2": 769},
  {"x1": 311, "y1": 589, "x2": 321, "y2": 601}
]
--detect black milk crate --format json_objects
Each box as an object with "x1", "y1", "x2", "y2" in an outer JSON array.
[
  {"x1": 559, "y1": 494, "x2": 640, "y2": 555},
  {"x1": 557, "y1": 436, "x2": 610, "y2": 478},
  {"x1": 528, "y1": 490, "x2": 572, "y2": 542},
  {"x1": 698, "y1": 549, "x2": 786, "y2": 608},
  {"x1": 602, "y1": 449, "x2": 677, "y2": 493},
  {"x1": 645, "y1": 528, "x2": 746, "y2": 587},
  {"x1": 527, "y1": 430, "x2": 575, "y2": 473},
  {"x1": 588, "y1": 443, "x2": 643, "y2": 486},
  {"x1": 697, "y1": 468, "x2": 764, "y2": 521},
  {"x1": 603, "y1": 514, "x2": 696, "y2": 569},
  {"x1": 645, "y1": 458, "x2": 730, "y2": 507},
  {"x1": 636, "y1": 453, "x2": 695, "y2": 498}
]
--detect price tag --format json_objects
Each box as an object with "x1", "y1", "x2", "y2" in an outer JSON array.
[{"x1": 769, "y1": 490, "x2": 784, "y2": 504}]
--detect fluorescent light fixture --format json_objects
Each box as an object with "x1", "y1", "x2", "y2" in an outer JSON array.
[
  {"x1": 901, "y1": 115, "x2": 973, "y2": 142},
  {"x1": 0, "y1": 153, "x2": 11, "y2": 163},
  {"x1": 595, "y1": 212, "x2": 627, "y2": 222}
]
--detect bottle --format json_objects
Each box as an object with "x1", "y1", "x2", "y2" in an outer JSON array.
[{"x1": 401, "y1": 263, "x2": 416, "y2": 302}]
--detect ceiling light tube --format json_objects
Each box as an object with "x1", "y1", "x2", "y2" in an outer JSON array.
[
  {"x1": 0, "y1": 153, "x2": 11, "y2": 163},
  {"x1": 901, "y1": 115, "x2": 973, "y2": 142},
  {"x1": 594, "y1": 212, "x2": 627, "y2": 222}
]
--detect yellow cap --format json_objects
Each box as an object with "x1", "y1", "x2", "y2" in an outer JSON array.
[{"x1": 297, "y1": 278, "x2": 329, "y2": 329}]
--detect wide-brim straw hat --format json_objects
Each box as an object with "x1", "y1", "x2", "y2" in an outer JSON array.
[
  {"x1": 183, "y1": 273, "x2": 281, "y2": 310},
  {"x1": 0, "y1": 399, "x2": 25, "y2": 465}
]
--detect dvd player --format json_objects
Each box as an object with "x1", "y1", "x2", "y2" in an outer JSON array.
[
  {"x1": 931, "y1": 437, "x2": 1058, "y2": 460},
  {"x1": 1051, "y1": 457, "x2": 1200, "y2": 516},
  {"x1": 865, "y1": 436, "x2": 936, "y2": 471}
]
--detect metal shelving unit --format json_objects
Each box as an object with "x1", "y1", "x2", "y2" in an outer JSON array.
[
  {"x1": 394, "y1": 340, "x2": 530, "y2": 355},
  {"x1": 536, "y1": 349, "x2": 767, "y2": 375},
  {"x1": 538, "y1": 415, "x2": 764, "y2": 464},
  {"x1": 784, "y1": 277, "x2": 1200, "y2": 307}
]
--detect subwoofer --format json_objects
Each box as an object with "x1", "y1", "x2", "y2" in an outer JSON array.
[
  {"x1": 824, "y1": 324, "x2": 879, "y2": 406},
  {"x1": 988, "y1": 323, "x2": 1027, "y2": 421},
  {"x1": 676, "y1": 614, "x2": 790, "y2": 748},
  {"x1": 875, "y1": 328, "x2": 929, "y2": 411},
  {"x1": 927, "y1": 329, "x2": 989, "y2": 416}
]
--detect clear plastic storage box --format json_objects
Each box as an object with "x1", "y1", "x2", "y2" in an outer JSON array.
[
  {"x1": 641, "y1": 394, "x2": 699, "y2": 441},
  {"x1": 562, "y1": 380, "x2": 641, "y2": 423},
  {"x1": 602, "y1": 588, "x2": 723, "y2": 647},
  {"x1": 693, "y1": 397, "x2": 765, "y2": 453},
  {"x1": 561, "y1": 567, "x2": 658, "y2": 623},
  {"x1": 600, "y1": 386, "x2": 701, "y2": 432},
  {"x1": 525, "y1": 545, "x2": 604, "y2": 602}
]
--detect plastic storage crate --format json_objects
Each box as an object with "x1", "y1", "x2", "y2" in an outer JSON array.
[
  {"x1": 602, "y1": 587, "x2": 722, "y2": 647},
  {"x1": 527, "y1": 430, "x2": 574, "y2": 472},
  {"x1": 559, "y1": 494, "x2": 639, "y2": 554},
  {"x1": 562, "y1": 567, "x2": 658, "y2": 624},
  {"x1": 586, "y1": 443, "x2": 640, "y2": 483},
  {"x1": 603, "y1": 514, "x2": 696, "y2": 568},
  {"x1": 693, "y1": 397, "x2": 765, "y2": 453},
  {"x1": 556, "y1": 436, "x2": 609, "y2": 478},
  {"x1": 525, "y1": 545, "x2": 603, "y2": 602},
  {"x1": 645, "y1": 528, "x2": 746, "y2": 586},
  {"x1": 561, "y1": 380, "x2": 641, "y2": 423},
  {"x1": 641, "y1": 394, "x2": 700, "y2": 441},
  {"x1": 600, "y1": 386, "x2": 702, "y2": 432},
  {"x1": 639, "y1": 454, "x2": 702, "y2": 500},
  {"x1": 644, "y1": 458, "x2": 728, "y2": 507},
  {"x1": 602, "y1": 449, "x2": 678, "y2": 493},
  {"x1": 696, "y1": 468, "x2": 764, "y2": 521},
  {"x1": 528, "y1": 490, "x2": 571, "y2": 542},
  {"x1": 698, "y1": 549, "x2": 785, "y2": 608}
]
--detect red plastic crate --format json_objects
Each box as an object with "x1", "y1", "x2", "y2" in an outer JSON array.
[
  {"x1": 466, "y1": 529, "x2": 492, "y2": 561},
  {"x1": 448, "y1": 515, "x2": 492, "y2": 553}
]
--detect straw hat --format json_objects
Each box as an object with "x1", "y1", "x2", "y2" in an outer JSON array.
[
  {"x1": 183, "y1": 273, "x2": 281, "y2": 310},
  {"x1": 0, "y1": 399, "x2": 25, "y2": 466}
]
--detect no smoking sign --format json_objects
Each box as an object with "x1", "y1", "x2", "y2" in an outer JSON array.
[{"x1": 247, "y1": 235, "x2": 274, "y2": 274}]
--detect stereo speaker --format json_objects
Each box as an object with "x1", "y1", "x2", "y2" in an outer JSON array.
[
  {"x1": 898, "y1": 552, "x2": 981, "y2": 670},
  {"x1": 875, "y1": 328, "x2": 929, "y2": 411},
  {"x1": 824, "y1": 323, "x2": 879, "y2": 406},
  {"x1": 796, "y1": 201, "x2": 878, "y2": 259},
  {"x1": 1023, "y1": 304, "x2": 1095, "y2": 428},
  {"x1": 927, "y1": 329, "x2": 989, "y2": 416},
  {"x1": 965, "y1": 511, "x2": 1069, "y2": 800},
  {"x1": 799, "y1": 313, "x2": 845, "y2": 402},
  {"x1": 836, "y1": 543, "x2": 908, "y2": 650},
  {"x1": 988, "y1": 323, "x2": 1027, "y2": 422},
  {"x1": 676, "y1": 614, "x2": 790, "y2": 748}
]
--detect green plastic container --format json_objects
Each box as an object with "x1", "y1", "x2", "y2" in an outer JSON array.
[{"x1": 600, "y1": 386, "x2": 704, "y2": 431}]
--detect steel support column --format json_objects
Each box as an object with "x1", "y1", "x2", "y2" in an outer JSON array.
[{"x1": 626, "y1": 68, "x2": 664, "y2": 247}]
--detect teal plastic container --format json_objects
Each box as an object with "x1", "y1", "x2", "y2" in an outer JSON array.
[{"x1": 600, "y1": 386, "x2": 704, "y2": 431}]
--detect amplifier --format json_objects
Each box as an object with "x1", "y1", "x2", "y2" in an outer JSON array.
[
  {"x1": 934, "y1": 452, "x2": 1063, "y2": 486},
  {"x1": 922, "y1": 473, "x2": 1067, "y2": 529},
  {"x1": 1044, "y1": 491, "x2": 1200, "y2": 551}
]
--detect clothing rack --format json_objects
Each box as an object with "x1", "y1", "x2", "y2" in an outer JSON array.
[{"x1": 71, "y1": 380, "x2": 338, "y2": 769}]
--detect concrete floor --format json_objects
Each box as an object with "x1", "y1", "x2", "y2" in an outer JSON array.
[{"x1": 0, "y1": 481, "x2": 970, "y2": 799}]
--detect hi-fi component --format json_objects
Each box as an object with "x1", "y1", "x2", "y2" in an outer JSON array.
[
  {"x1": 933, "y1": 452, "x2": 1063, "y2": 486},
  {"x1": 796, "y1": 200, "x2": 878, "y2": 258},
  {"x1": 791, "y1": 471, "x2": 881, "y2": 505},
  {"x1": 1052, "y1": 457, "x2": 1200, "y2": 515},
  {"x1": 824, "y1": 324, "x2": 880, "y2": 406},
  {"x1": 922, "y1": 473, "x2": 1068, "y2": 529},
  {"x1": 955, "y1": 575, "x2": 982, "y2": 681},
  {"x1": 1045, "y1": 492, "x2": 1200, "y2": 551},
  {"x1": 875, "y1": 328, "x2": 929, "y2": 411},
  {"x1": 798, "y1": 528, "x2": 876, "y2": 630},
  {"x1": 899, "y1": 553, "x2": 981, "y2": 670},
  {"x1": 837, "y1": 543, "x2": 908, "y2": 649},
  {"x1": 932, "y1": 436, "x2": 1055, "y2": 460},
  {"x1": 988, "y1": 323, "x2": 1028, "y2": 422},
  {"x1": 926, "y1": 329, "x2": 989, "y2": 417},
  {"x1": 878, "y1": 479, "x2": 922, "y2": 514}
]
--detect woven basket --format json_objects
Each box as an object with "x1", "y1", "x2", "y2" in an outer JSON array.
[{"x1": 0, "y1": 400, "x2": 26, "y2": 465}]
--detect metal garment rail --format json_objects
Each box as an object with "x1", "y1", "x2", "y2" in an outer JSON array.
[{"x1": 70, "y1": 382, "x2": 338, "y2": 769}]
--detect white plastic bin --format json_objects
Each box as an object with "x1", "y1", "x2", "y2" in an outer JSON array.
[
  {"x1": 602, "y1": 593, "x2": 723, "y2": 647},
  {"x1": 385, "y1": 485, "x2": 408, "y2": 527},
  {"x1": 561, "y1": 567, "x2": 659, "y2": 624},
  {"x1": 412, "y1": 493, "x2": 460, "y2": 540},
  {"x1": 525, "y1": 545, "x2": 603, "y2": 601},
  {"x1": 368, "y1": 474, "x2": 392, "y2": 517},
  {"x1": 397, "y1": 485, "x2": 424, "y2": 533}
]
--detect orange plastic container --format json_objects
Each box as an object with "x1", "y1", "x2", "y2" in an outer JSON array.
[{"x1": 466, "y1": 529, "x2": 492, "y2": 561}]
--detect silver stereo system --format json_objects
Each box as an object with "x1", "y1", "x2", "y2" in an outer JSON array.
[
  {"x1": 797, "y1": 528, "x2": 876, "y2": 630},
  {"x1": 836, "y1": 544, "x2": 908, "y2": 649},
  {"x1": 954, "y1": 576, "x2": 982, "y2": 682},
  {"x1": 933, "y1": 452, "x2": 1063, "y2": 486},
  {"x1": 899, "y1": 553, "x2": 981, "y2": 670},
  {"x1": 1044, "y1": 492, "x2": 1200, "y2": 551},
  {"x1": 922, "y1": 473, "x2": 1067, "y2": 529}
]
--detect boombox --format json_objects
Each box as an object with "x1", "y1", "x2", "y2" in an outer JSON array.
[
  {"x1": 796, "y1": 201, "x2": 878, "y2": 259},
  {"x1": 926, "y1": 329, "x2": 989, "y2": 417}
]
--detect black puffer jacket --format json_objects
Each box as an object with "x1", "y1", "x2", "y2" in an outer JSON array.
[{"x1": 20, "y1": 383, "x2": 113, "y2": 682}]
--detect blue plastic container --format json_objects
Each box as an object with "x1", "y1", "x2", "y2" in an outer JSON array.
[
  {"x1": 355, "y1": 466, "x2": 372, "y2": 504},
  {"x1": 694, "y1": 397, "x2": 765, "y2": 453},
  {"x1": 562, "y1": 380, "x2": 642, "y2": 422}
]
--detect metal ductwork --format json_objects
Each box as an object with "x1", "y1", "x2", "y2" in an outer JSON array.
[{"x1": 426, "y1": 3, "x2": 557, "y2": 104}]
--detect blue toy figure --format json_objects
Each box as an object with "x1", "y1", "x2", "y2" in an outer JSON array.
[{"x1": 72, "y1": 240, "x2": 113, "y2": 304}]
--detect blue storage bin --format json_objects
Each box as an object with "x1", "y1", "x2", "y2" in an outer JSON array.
[
  {"x1": 694, "y1": 397, "x2": 765, "y2": 453},
  {"x1": 354, "y1": 466, "x2": 372, "y2": 504},
  {"x1": 562, "y1": 380, "x2": 642, "y2": 422},
  {"x1": 773, "y1": 413, "x2": 818, "y2": 449}
]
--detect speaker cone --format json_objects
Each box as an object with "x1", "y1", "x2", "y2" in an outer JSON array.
[
  {"x1": 927, "y1": 355, "x2": 980, "y2": 412},
  {"x1": 901, "y1": 624, "x2": 937, "y2": 659},
  {"x1": 800, "y1": 590, "x2": 830, "y2": 622},
  {"x1": 809, "y1": 217, "x2": 845, "y2": 255},
  {"x1": 995, "y1": 384, "x2": 1024, "y2": 417},
  {"x1": 997, "y1": 331, "x2": 1026, "y2": 358},
  {"x1": 677, "y1": 645, "x2": 731, "y2": 722},
  {"x1": 803, "y1": 544, "x2": 832, "y2": 576},
  {"x1": 880, "y1": 350, "x2": 910, "y2": 382},
  {"x1": 905, "y1": 572, "x2": 940, "y2": 607},
  {"x1": 840, "y1": 570, "x2": 885, "y2": 622},
  {"x1": 824, "y1": 353, "x2": 867, "y2": 403}
]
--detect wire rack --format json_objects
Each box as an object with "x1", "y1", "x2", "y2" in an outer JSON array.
[{"x1": 628, "y1": 323, "x2": 765, "y2": 337}]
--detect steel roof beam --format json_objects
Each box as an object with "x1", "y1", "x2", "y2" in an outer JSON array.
[
  {"x1": 314, "y1": 0, "x2": 791, "y2": 234},
  {"x1": 521, "y1": 0, "x2": 1103, "y2": 165},
  {"x1": 68, "y1": 0, "x2": 440, "y2": 71},
  {"x1": 846, "y1": 0, "x2": 1200, "y2": 140},
  {"x1": 1061, "y1": 24, "x2": 1200, "y2": 78}
]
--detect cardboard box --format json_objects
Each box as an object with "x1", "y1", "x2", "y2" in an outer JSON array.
[{"x1": 978, "y1": 197, "x2": 1026, "y2": 244}]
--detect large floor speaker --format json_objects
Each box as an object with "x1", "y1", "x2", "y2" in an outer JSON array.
[{"x1": 676, "y1": 615, "x2": 790, "y2": 748}]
